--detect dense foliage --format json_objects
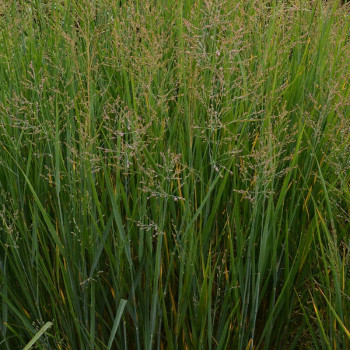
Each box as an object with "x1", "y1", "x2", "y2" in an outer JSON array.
[{"x1": 0, "y1": 0, "x2": 349, "y2": 348}]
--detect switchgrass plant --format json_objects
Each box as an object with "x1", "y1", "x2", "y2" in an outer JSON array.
[{"x1": 0, "y1": 0, "x2": 349, "y2": 348}]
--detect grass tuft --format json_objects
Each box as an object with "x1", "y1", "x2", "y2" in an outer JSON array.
[{"x1": 0, "y1": 0, "x2": 349, "y2": 348}]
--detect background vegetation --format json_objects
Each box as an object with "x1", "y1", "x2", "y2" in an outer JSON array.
[{"x1": 0, "y1": 0, "x2": 349, "y2": 348}]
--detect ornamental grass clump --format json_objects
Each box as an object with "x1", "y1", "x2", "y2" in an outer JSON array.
[{"x1": 0, "y1": 0, "x2": 349, "y2": 349}]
